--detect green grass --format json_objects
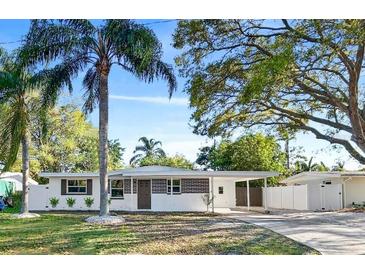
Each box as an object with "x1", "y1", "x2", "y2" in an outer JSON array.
[{"x1": 0, "y1": 212, "x2": 319, "y2": 255}]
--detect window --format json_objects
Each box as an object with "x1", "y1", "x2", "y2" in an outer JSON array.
[
  {"x1": 67, "y1": 180, "x2": 87, "y2": 194},
  {"x1": 324, "y1": 181, "x2": 332, "y2": 185},
  {"x1": 167, "y1": 179, "x2": 181, "y2": 194},
  {"x1": 218, "y1": 186, "x2": 224, "y2": 194},
  {"x1": 111, "y1": 180, "x2": 124, "y2": 198}
]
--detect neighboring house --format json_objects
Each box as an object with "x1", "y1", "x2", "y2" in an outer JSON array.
[
  {"x1": 0, "y1": 172, "x2": 39, "y2": 193},
  {"x1": 29, "y1": 166, "x2": 277, "y2": 212},
  {"x1": 264, "y1": 172, "x2": 365, "y2": 211}
]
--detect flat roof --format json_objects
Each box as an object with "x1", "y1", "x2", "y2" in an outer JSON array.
[
  {"x1": 282, "y1": 171, "x2": 365, "y2": 184},
  {"x1": 40, "y1": 166, "x2": 278, "y2": 180}
]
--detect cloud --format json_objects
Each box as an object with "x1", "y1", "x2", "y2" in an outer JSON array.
[{"x1": 109, "y1": 95, "x2": 188, "y2": 106}]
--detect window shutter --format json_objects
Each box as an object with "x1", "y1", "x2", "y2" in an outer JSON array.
[
  {"x1": 108, "y1": 180, "x2": 111, "y2": 194},
  {"x1": 61, "y1": 179, "x2": 67, "y2": 195},
  {"x1": 87, "y1": 179, "x2": 93, "y2": 195}
]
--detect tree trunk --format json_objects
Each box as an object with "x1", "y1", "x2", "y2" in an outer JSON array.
[
  {"x1": 285, "y1": 139, "x2": 290, "y2": 169},
  {"x1": 21, "y1": 131, "x2": 30, "y2": 214},
  {"x1": 99, "y1": 71, "x2": 109, "y2": 216}
]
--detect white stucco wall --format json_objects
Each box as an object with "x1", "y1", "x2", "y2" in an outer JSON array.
[
  {"x1": 344, "y1": 177, "x2": 365, "y2": 207},
  {"x1": 29, "y1": 176, "x2": 238, "y2": 212},
  {"x1": 212, "y1": 178, "x2": 236, "y2": 208},
  {"x1": 151, "y1": 193, "x2": 207, "y2": 211},
  {"x1": 29, "y1": 176, "x2": 101, "y2": 211}
]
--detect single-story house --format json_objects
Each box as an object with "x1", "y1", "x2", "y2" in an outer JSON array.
[
  {"x1": 29, "y1": 166, "x2": 277, "y2": 212},
  {"x1": 264, "y1": 171, "x2": 365, "y2": 211},
  {"x1": 0, "y1": 172, "x2": 38, "y2": 195}
]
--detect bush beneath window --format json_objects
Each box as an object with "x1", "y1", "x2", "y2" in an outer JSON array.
[
  {"x1": 84, "y1": 197, "x2": 94, "y2": 208},
  {"x1": 66, "y1": 197, "x2": 76, "y2": 208},
  {"x1": 49, "y1": 197, "x2": 59, "y2": 208}
]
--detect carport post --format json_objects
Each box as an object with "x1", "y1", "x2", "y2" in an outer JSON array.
[
  {"x1": 247, "y1": 180, "x2": 250, "y2": 211},
  {"x1": 210, "y1": 176, "x2": 215, "y2": 213},
  {"x1": 264, "y1": 177, "x2": 268, "y2": 212}
]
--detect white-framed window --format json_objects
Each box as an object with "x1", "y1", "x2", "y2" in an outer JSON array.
[
  {"x1": 167, "y1": 179, "x2": 181, "y2": 194},
  {"x1": 67, "y1": 179, "x2": 87, "y2": 194},
  {"x1": 111, "y1": 179, "x2": 124, "y2": 198}
]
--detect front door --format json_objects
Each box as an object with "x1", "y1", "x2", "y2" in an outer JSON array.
[{"x1": 138, "y1": 180, "x2": 151, "y2": 209}]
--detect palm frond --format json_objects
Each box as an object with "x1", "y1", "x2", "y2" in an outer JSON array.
[
  {"x1": 19, "y1": 20, "x2": 95, "y2": 67},
  {"x1": 133, "y1": 145, "x2": 148, "y2": 154},
  {"x1": 154, "y1": 147, "x2": 166, "y2": 157},
  {"x1": 106, "y1": 20, "x2": 177, "y2": 97},
  {"x1": 129, "y1": 153, "x2": 143, "y2": 165},
  {"x1": 0, "y1": 99, "x2": 27, "y2": 171},
  {"x1": 82, "y1": 66, "x2": 100, "y2": 114},
  {"x1": 32, "y1": 55, "x2": 89, "y2": 107}
]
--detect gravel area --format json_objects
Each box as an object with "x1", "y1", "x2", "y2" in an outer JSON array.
[
  {"x1": 12, "y1": 213, "x2": 40, "y2": 219},
  {"x1": 85, "y1": 215, "x2": 125, "y2": 225}
]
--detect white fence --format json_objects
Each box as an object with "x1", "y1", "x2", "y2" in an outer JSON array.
[
  {"x1": 264, "y1": 185, "x2": 308, "y2": 210},
  {"x1": 29, "y1": 185, "x2": 49, "y2": 211}
]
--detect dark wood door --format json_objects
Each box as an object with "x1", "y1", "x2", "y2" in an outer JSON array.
[
  {"x1": 138, "y1": 180, "x2": 151, "y2": 209},
  {"x1": 236, "y1": 186, "x2": 262, "y2": 206}
]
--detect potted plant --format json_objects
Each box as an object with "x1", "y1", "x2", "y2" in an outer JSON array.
[
  {"x1": 66, "y1": 197, "x2": 76, "y2": 208},
  {"x1": 84, "y1": 197, "x2": 94, "y2": 209},
  {"x1": 49, "y1": 197, "x2": 59, "y2": 208}
]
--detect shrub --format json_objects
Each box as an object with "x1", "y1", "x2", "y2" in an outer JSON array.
[
  {"x1": 84, "y1": 197, "x2": 94, "y2": 208},
  {"x1": 49, "y1": 197, "x2": 59, "y2": 208},
  {"x1": 66, "y1": 197, "x2": 76, "y2": 208},
  {"x1": 3, "y1": 192, "x2": 21, "y2": 213}
]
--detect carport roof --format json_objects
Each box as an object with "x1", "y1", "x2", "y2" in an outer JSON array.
[{"x1": 40, "y1": 166, "x2": 278, "y2": 180}]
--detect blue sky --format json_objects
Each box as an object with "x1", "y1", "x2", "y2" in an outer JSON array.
[{"x1": 0, "y1": 19, "x2": 361, "y2": 170}]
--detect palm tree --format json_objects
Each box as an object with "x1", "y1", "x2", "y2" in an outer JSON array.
[
  {"x1": 21, "y1": 20, "x2": 177, "y2": 217},
  {"x1": 294, "y1": 156, "x2": 318, "y2": 172},
  {"x1": 0, "y1": 49, "x2": 45, "y2": 216},
  {"x1": 332, "y1": 161, "x2": 345, "y2": 171},
  {"x1": 130, "y1": 137, "x2": 166, "y2": 165}
]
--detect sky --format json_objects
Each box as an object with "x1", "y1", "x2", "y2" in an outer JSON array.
[{"x1": 0, "y1": 19, "x2": 362, "y2": 170}]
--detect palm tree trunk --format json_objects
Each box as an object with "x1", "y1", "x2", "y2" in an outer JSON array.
[
  {"x1": 21, "y1": 131, "x2": 30, "y2": 214},
  {"x1": 99, "y1": 71, "x2": 109, "y2": 216}
]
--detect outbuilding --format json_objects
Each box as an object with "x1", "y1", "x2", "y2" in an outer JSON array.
[{"x1": 264, "y1": 171, "x2": 365, "y2": 211}]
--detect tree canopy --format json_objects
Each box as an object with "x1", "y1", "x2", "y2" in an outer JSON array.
[
  {"x1": 1, "y1": 103, "x2": 125, "y2": 178},
  {"x1": 196, "y1": 134, "x2": 286, "y2": 179},
  {"x1": 174, "y1": 20, "x2": 365, "y2": 164},
  {"x1": 139, "y1": 154, "x2": 194, "y2": 169}
]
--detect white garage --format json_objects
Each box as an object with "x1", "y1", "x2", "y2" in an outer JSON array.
[{"x1": 264, "y1": 172, "x2": 365, "y2": 211}]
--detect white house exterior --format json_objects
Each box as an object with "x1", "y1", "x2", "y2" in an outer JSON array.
[
  {"x1": 264, "y1": 172, "x2": 365, "y2": 211},
  {"x1": 29, "y1": 166, "x2": 277, "y2": 212}
]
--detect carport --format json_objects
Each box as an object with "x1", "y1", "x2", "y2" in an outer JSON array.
[{"x1": 208, "y1": 171, "x2": 278, "y2": 213}]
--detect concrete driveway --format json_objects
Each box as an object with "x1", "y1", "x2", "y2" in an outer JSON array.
[{"x1": 218, "y1": 208, "x2": 365, "y2": 255}]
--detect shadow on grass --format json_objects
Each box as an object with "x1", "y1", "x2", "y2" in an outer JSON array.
[{"x1": 0, "y1": 212, "x2": 318, "y2": 255}]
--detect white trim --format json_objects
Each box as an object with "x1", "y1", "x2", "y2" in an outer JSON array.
[
  {"x1": 167, "y1": 178, "x2": 181, "y2": 194},
  {"x1": 246, "y1": 180, "x2": 250, "y2": 211},
  {"x1": 66, "y1": 179, "x2": 87, "y2": 194},
  {"x1": 110, "y1": 179, "x2": 124, "y2": 199},
  {"x1": 264, "y1": 177, "x2": 268, "y2": 211},
  {"x1": 41, "y1": 168, "x2": 278, "y2": 179}
]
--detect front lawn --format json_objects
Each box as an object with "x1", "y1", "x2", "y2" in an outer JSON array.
[{"x1": 0, "y1": 212, "x2": 318, "y2": 255}]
